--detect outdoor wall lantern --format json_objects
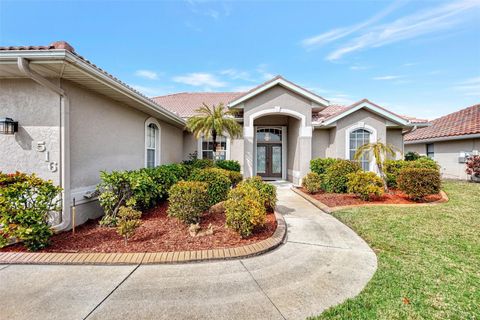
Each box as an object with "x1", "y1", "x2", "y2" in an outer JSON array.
[{"x1": 0, "y1": 117, "x2": 19, "y2": 135}]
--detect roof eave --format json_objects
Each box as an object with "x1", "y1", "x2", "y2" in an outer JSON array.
[{"x1": 405, "y1": 133, "x2": 480, "y2": 144}]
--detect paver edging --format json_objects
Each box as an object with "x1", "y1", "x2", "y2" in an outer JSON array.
[
  {"x1": 292, "y1": 187, "x2": 449, "y2": 213},
  {"x1": 0, "y1": 211, "x2": 286, "y2": 266}
]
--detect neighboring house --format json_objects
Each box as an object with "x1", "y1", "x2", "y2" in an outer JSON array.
[
  {"x1": 0, "y1": 41, "x2": 423, "y2": 229},
  {"x1": 405, "y1": 104, "x2": 480, "y2": 180}
]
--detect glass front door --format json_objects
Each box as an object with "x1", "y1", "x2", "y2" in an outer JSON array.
[{"x1": 257, "y1": 143, "x2": 282, "y2": 178}]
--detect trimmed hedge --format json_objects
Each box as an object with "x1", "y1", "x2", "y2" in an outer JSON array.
[
  {"x1": 347, "y1": 171, "x2": 384, "y2": 201},
  {"x1": 167, "y1": 181, "x2": 209, "y2": 223},
  {"x1": 0, "y1": 172, "x2": 62, "y2": 251},
  {"x1": 225, "y1": 183, "x2": 266, "y2": 237},
  {"x1": 239, "y1": 176, "x2": 277, "y2": 210},
  {"x1": 397, "y1": 168, "x2": 441, "y2": 200},
  {"x1": 310, "y1": 158, "x2": 338, "y2": 175},
  {"x1": 385, "y1": 158, "x2": 439, "y2": 188},
  {"x1": 189, "y1": 168, "x2": 231, "y2": 207},
  {"x1": 302, "y1": 172, "x2": 323, "y2": 194},
  {"x1": 324, "y1": 160, "x2": 361, "y2": 193},
  {"x1": 216, "y1": 160, "x2": 241, "y2": 172}
]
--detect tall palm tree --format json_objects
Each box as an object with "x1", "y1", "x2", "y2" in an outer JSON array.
[
  {"x1": 354, "y1": 140, "x2": 399, "y2": 191},
  {"x1": 186, "y1": 103, "x2": 242, "y2": 160}
]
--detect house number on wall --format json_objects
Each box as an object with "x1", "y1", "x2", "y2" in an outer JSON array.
[{"x1": 35, "y1": 141, "x2": 58, "y2": 173}]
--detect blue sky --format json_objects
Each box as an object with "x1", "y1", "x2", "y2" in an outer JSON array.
[{"x1": 1, "y1": 0, "x2": 479, "y2": 119}]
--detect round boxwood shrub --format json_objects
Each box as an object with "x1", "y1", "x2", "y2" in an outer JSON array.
[
  {"x1": 0, "y1": 172, "x2": 62, "y2": 251},
  {"x1": 404, "y1": 151, "x2": 421, "y2": 161},
  {"x1": 397, "y1": 168, "x2": 441, "y2": 200},
  {"x1": 406, "y1": 157, "x2": 439, "y2": 170},
  {"x1": 216, "y1": 160, "x2": 241, "y2": 172},
  {"x1": 239, "y1": 176, "x2": 277, "y2": 210},
  {"x1": 346, "y1": 171, "x2": 384, "y2": 201},
  {"x1": 324, "y1": 160, "x2": 361, "y2": 193},
  {"x1": 302, "y1": 172, "x2": 323, "y2": 194},
  {"x1": 225, "y1": 184, "x2": 266, "y2": 237},
  {"x1": 310, "y1": 158, "x2": 338, "y2": 175},
  {"x1": 167, "y1": 181, "x2": 209, "y2": 223},
  {"x1": 189, "y1": 168, "x2": 231, "y2": 207},
  {"x1": 384, "y1": 159, "x2": 408, "y2": 188}
]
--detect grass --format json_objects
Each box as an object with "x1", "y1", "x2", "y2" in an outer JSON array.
[{"x1": 311, "y1": 180, "x2": 480, "y2": 320}]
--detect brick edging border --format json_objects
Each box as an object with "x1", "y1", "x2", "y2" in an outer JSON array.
[
  {"x1": 291, "y1": 187, "x2": 449, "y2": 214},
  {"x1": 0, "y1": 212, "x2": 287, "y2": 266}
]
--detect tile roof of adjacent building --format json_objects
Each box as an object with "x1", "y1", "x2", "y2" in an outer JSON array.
[{"x1": 405, "y1": 104, "x2": 480, "y2": 141}]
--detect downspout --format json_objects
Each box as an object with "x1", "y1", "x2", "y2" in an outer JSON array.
[{"x1": 17, "y1": 57, "x2": 71, "y2": 231}]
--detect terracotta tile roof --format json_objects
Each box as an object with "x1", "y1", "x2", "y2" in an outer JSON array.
[
  {"x1": 312, "y1": 104, "x2": 347, "y2": 122},
  {"x1": 405, "y1": 104, "x2": 480, "y2": 141},
  {"x1": 152, "y1": 92, "x2": 244, "y2": 118}
]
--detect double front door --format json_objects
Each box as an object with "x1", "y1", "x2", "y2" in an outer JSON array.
[{"x1": 256, "y1": 143, "x2": 282, "y2": 178}]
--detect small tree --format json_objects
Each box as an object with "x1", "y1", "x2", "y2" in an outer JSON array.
[
  {"x1": 354, "y1": 140, "x2": 399, "y2": 191},
  {"x1": 116, "y1": 206, "x2": 142, "y2": 245},
  {"x1": 186, "y1": 103, "x2": 242, "y2": 161},
  {"x1": 466, "y1": 155, "x2": 480, "y2": 180}
]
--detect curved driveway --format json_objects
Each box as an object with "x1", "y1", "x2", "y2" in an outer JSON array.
[{"x1": 0, "y1": 183, "x2": 377, "y2": 320}]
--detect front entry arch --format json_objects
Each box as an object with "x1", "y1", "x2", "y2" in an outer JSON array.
[{"x1": 255, "y1": 127, "x2": 286, "y2": 180}]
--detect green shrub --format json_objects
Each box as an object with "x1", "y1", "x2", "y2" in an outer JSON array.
[
  {"x1": 384, "y1": 159, "x2": 408, "y2": 188},
  {"x1": 302, "y1": 172, "x2": 323, "y2": 194},
  {"x1": 346, "y1": 171, "x2": 384, "y2": 201},
  {"x1": 397, "y1": 168, "x2": 441, "y2": 200},
  {"x1": 167, "y1": 181, "x2": 209, "y2": 223},
  {"x1": 239, "y1": 176, "x2": 277, "y2": 210},
  {"x1": 97, "y1": 170, "x2": 158, "y2": 226},
  {"x1": 116, "y1": 206, "x2": 142, "y2": 245},
  {"x1": 406, "y1": 157, "x2": 439, "y2": 170},
  {"x1": 225, "y1": 184, "x2": 266, "y2": 237},
  {"x1": 310, "y1": 158, "x2": 338, "y2": 175},
  {"x1": 183, "y1": 158, "x2": 214, "y2": 171},
  {"x1": 216, "y1": 160, "x2": 241, "y2": 172},
  {"x1": 324, "y1": 160, "x2": 361, "y2": 193},
  {"x1": 0, "y1": 172, "x2": 62, "y2": 251},
  {"x1": 404, "y1": 151, "x2": 421, "y2": 161},
  {"x1": 189, "y1": 168, "x2": 231, "y2": 206},
  {"x1": 225, "y1": 170, "x2": 243, "y2": 186},
  {"x1": 146, "y1": 163, "x2": 189, "y2": 198}
]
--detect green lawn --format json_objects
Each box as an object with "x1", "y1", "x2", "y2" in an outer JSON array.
[{"x1": 312, "y1": 180, "x2": 480, "y2": 320}]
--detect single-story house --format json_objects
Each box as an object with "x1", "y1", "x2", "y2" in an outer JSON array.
[
  {"x1": 405, "y1": 104, "x2": 480, "y2": 180},
  {"x1": 0, "y1": 41, "x2": 424, "y2": 229}
]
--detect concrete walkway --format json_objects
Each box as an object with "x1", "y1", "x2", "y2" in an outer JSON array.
[{"x1": 0, "y1": 184, "x2": 377, "y2": 320}]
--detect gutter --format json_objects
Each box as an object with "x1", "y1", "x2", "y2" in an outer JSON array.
[
  {"x1": 405, "y1": 133, "x2": 480, "y2": 144},
  {"x1": 17, "y1": 57, "x2": 71, "y2": 231}
]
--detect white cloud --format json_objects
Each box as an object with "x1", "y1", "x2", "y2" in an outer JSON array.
[
  {"x1": 232, "y1": 85, "x2": 254, "y2": 92},
  {"x1": 256, "y1": 64, "x2": 275, "y2": 80},
  {"x1": 301, "y1": 0, "x2": 404, "y2": 49},
  {"x1": 220, "y1": 69, "x2": 255, "y2": 82},
  {"x1": 350, "y1": 65, "x2": 369, "y2": 71},
  {"x1": 173, "y1": 72, "x2": 227, "y2": 88},
  {"x1": 372, "y1": 75, "x2": 403, "y2": 80},
  {"x1": 329, "y1": 94, "x2": 356, "y2": 106},
  {"x1": 326, "y1": 0, "x2": 480, "y2": 60},
  {"x1": 135, "y1": 69, "x2": 159, "y2": 80},
  {"x1": 131, "y1": 85, "x2": 171, "y2": 97},
  {"x1": 454, "y1": 77, "x2": 480, "y2": 96}
]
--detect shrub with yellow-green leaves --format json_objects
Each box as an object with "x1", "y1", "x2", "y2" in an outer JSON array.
[
  {"x1": 346, "y1": 171, "x2": 384, "y2": 201},
  {"x1": 116, "y1": 206, "x2": 142, "y2": 245}
]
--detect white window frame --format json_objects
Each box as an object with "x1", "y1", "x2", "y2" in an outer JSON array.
[
  {"x1": 144, "y1": 117, "x2": 161, "y2": 168},
  {"x1": 197, "y1": 135, "x2": 231, "y2": 160},
  {"x1": 345, "y1": 123, "x2": 377, "y2": 172}
]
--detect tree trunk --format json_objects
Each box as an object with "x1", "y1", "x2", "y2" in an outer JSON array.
[{"x1": 211, "y1": 129, "x2": 218, "y2": 161}]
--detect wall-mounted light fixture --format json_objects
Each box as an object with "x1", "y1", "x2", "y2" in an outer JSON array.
[{"x1": 0, "y1": 117, "x2": 19, "y2": 135}]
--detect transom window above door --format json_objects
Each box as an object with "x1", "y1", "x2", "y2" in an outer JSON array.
[
  {"x1": 256, "y1": 127, "x2": 282, "y2": 143},
  {"x1": 349, "y1": 128, "x2": 371, "y2": 171}
]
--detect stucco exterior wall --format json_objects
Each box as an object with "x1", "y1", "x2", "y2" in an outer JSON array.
[
  {"x1": 253, "y1": 115, "x2": 289, "y2": 126},
  {"x1": 182, "y1": 131, "x2": 197, "y2": 160},
  {"x1": 386, "y1": 128, "x2": 404, "y2": 159},
  {"x1": 332, "y1": 109, "x2": 387, "y2": 160},
  {"x1": 65, "y1": 80, "x2": 183, "y2": 192},
  {"x1": 406, "y1": 138, "x2": 480, "y2": 179},
  {"x1": 0, "y1": 79, "x2": 61, "y2": 184},
  {"x1": 312, "y1": 129, "x2": 331, "y2": 159}
]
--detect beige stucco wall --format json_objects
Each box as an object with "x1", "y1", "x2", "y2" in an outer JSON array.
[
  {"x1": 312, "y1": 129, "x2": 332, "y2": 159},
  {"x1": 254, "y1": 115, "x2": 289, "y2": 126},
  {"x1": 406, "y1": 138, "x2": 480, "y2": 179},
  {"x1": 0, "y1": 79, "x2": 61, "y2": 184},
  {"x1": 65, "y1": 80, "x2": 183, "y2": 192},
  {"x1": 182, "y1": 131, "x2": 197, "y2": 160},
  {"x1": 386, "y1": 128, "x2": 404, "y2": 159}
]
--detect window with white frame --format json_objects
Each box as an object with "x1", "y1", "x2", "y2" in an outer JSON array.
[
  {"x1": 146, "y1": 123, "x2": 159, "y2": 168},
  {"x1": 200, "y1": 135, "x2": 228, "y2": 160},
  {"x1": 349, "y1": 128, "x2": 371, "y2": 171}
]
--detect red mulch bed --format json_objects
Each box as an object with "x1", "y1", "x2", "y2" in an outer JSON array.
[
  {"x1": 298, "y1": 187, "x2": 442, "y2": 207},
  {"x1": 1, "y1": 202, "x2": 277, "y2": 253}
]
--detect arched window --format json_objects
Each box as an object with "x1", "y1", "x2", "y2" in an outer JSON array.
[
  {"x1": 145, "y1": 118, "x2": 160, "y2": 168},
  {"x1": 349, "y1": 129, "x2": 371, "y2": 171}
]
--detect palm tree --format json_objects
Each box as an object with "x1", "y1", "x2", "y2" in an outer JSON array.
[
  {"x1": 186, "y1": 103, "x2": 242, "y2": 160},
  {"x1": 354, "y1": 140, "x2": 399, "y2": 191}
]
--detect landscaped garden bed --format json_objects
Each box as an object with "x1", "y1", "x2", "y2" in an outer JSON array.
[
  {"x1": 1, "y1": 202, "x2": 277, "y2": 253},
  {"x1": 297, "y1": 187, "x2": 443, "y2": 208}
]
